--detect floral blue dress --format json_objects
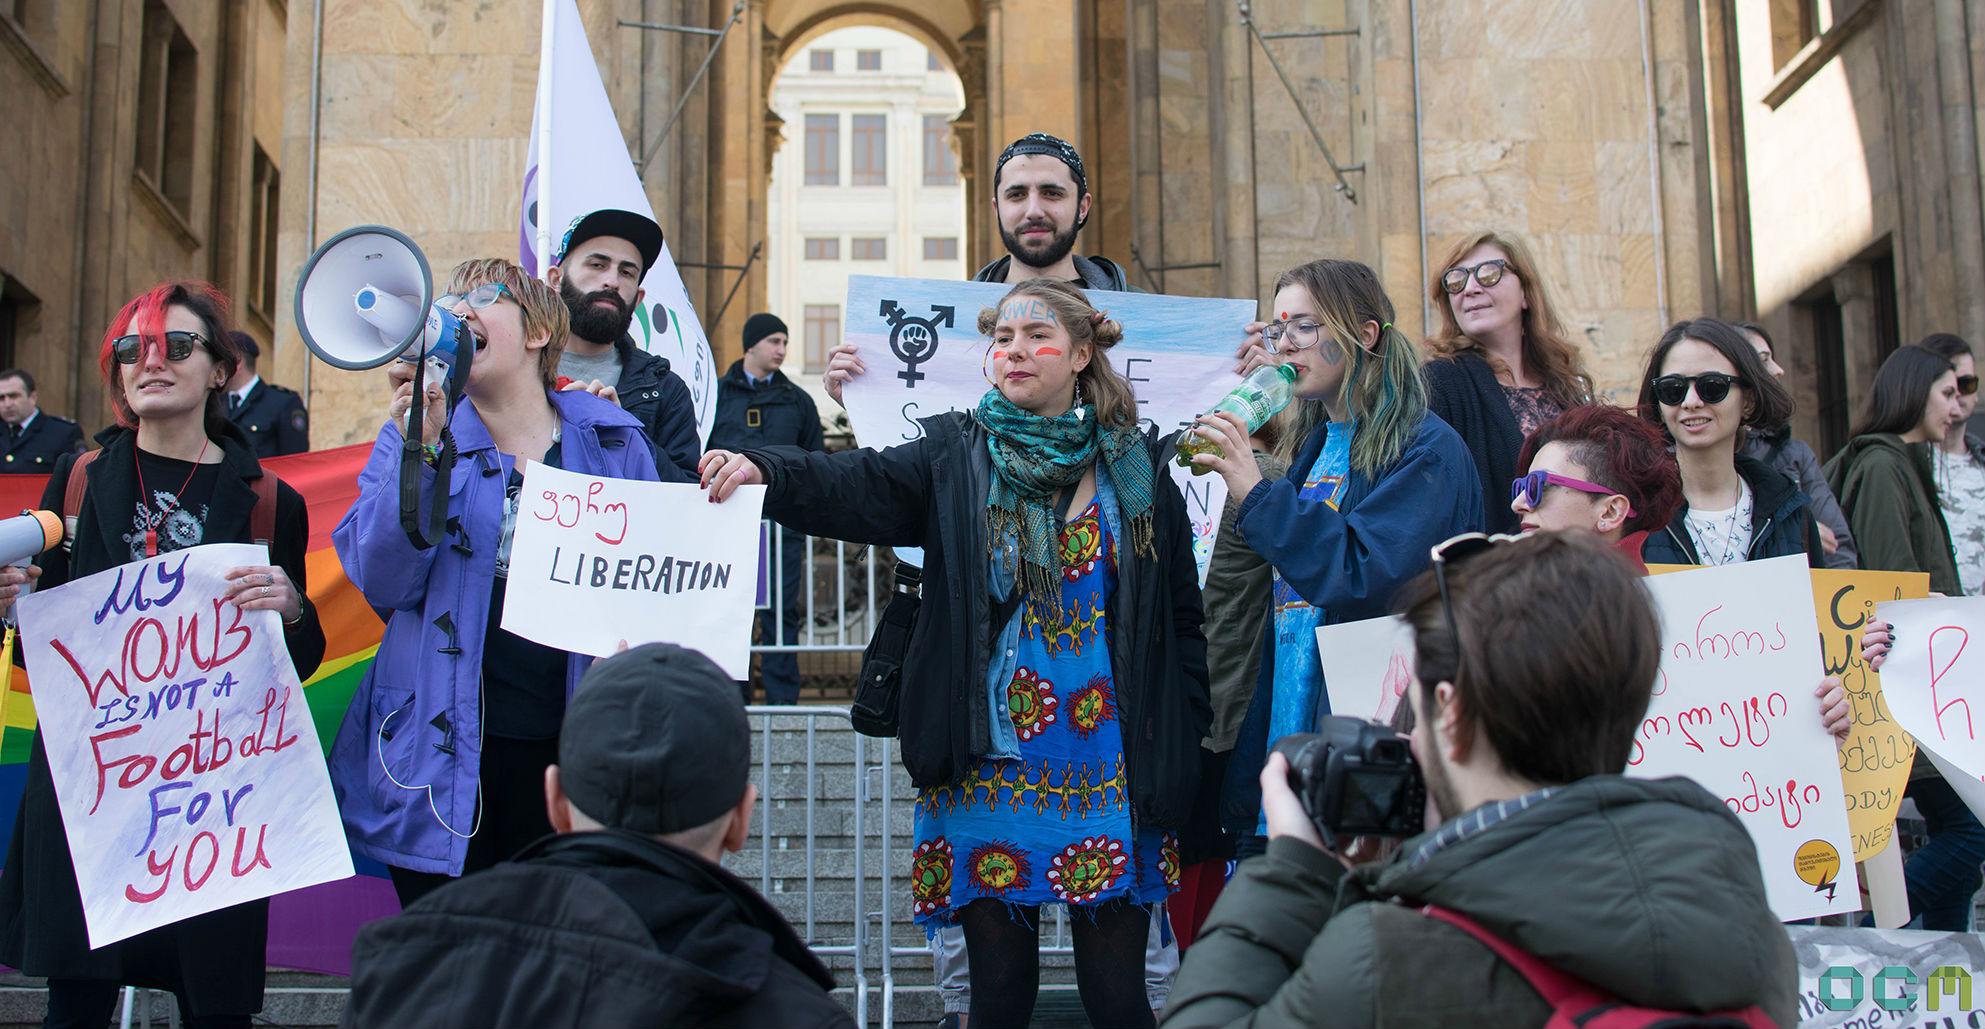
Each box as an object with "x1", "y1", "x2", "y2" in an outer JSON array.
[{"x1": 909, "y1": 501, "x2": 1179, "y2": 926}]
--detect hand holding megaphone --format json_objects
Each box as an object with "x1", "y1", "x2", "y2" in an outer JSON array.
[
  {"x1": 0, "y1": 510, "x2": 61, "y2": 618},
  {"x1": 389, "y1": 375, "x2": 449, "y2": 447}
]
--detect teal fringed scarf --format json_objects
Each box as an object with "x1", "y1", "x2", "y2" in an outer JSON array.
[{"x1": 976, "y1": 389, "x2": 1156, "y2": 620}]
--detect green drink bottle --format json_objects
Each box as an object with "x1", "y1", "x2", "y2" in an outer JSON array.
[{"x1": 1174, "y1": 364, "x2": 1298, "y2": 474}]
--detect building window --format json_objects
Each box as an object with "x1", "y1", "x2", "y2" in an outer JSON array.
[
  {"x1": 247, "y1": 144, "x2": 280, "y2": 318},
  {"x1": 852, "y1": 238, "x2": 887, "y2": 261},
  {"x1": 803, "y1": 237, "x2": 840, "y2": 261},
  {"x1": 135, "y1": 0, "x2": 199, "y2": 215},
  {"x1": 1768, "y1": 0, "x2": 1823, "y2": 69},
  {"x1": 927, "y1": 50, "x2": 942, "y2": 72},
  {"x1": 809, "y1": 48, "x2": 833, "y2": 72},
  {"x1": 0, "y1": 273, "x2": 31, "y2": 372},
  {"x1": 804, "y1": 114, "x2": 839, "y2": 186},
  {"x1": 923, "y1": 115, "x2": 957, "y2": 186},
  {"x1": 804, "y1": 304, "x2": 840, "y2": 368},
  {"x1": 856, "y1": 49, "x2": 882, "y2": 71},
  {"x1": 922, "y1": 237, "x2": 958, "y2": 261},
  {"x1": 851, "y1": 114, "x2": 887, "y2": 186}
]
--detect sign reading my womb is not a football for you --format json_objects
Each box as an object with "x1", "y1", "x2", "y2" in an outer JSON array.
[
  {"x1": 839, "y1": 276, "x2": 1256, "y2": 585},
  {"x1": 501, "y1": 462, "x2": 764, "y2": 679},
  {"x1": 16, "y1": 543, "x2": 353, "y2": 948}
]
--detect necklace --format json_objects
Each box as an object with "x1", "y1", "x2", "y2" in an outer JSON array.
[
  {"x1": 1688, "y1": 479, "x2": 1748, "y2": 565},
  {"x1": 134, "y1": 438, "x2": 212, "y2": 558}
]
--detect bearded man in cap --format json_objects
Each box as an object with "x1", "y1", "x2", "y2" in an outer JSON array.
[
  {"x1": 545, "y1": 209, "x2": 704, "y2": 481},
  {"x1": 971, "y1": 131, "x2": 1132, "y2": 290},
  {"x1": 343, "y1": 643, "x2": 854, "y2": 1029},
  {"x1": 709, "y1": 313, "x2": 824, "y2": 705}
]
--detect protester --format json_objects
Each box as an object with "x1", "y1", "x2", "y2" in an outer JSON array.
[
  {"x1": 1859, "y1": 620, "x2": 1985, "y2": 931},
  {"x1": 1202, "y1": 259, "x2": 1482, "y2": 846},
  {"x1": 708, "y1": 312, "x2": 824, "y2": 704},
  {"x1": 342, "y1": 643, "x2": 854, "y2": 1029},
  {"x1": 544, "y1": 208, "x2": 702, "y2": 480},
  {"x1": 1823, "y1": 344, "x2": 1965, "y2": 594},
  {"x1": 699, "y1": 278, "x2": 1209, "y2": 1029},
  {"x1": 222, "y1": 332, "x2": 309, "y2": 457},
  {"x1": 1161, "y1": 532, "x2": 1798, "y2": 1028},
  {"x1": 0, "y1": 282, "x2": 325, "y2": 1029},
  {"x1": 1732, "y1": 321, "x2": 1857, "y2": 567},
  {"x1": 0, "y1": 368, "x2": 84, "y2": 471},
  {"x1": 970, "y1": 132, "x2": 1132, "y2": 289},
  {"x1": 329, "y1": 259, "x2": 662, "y2": 906},
  {"x1": 1912, "y1": 333, "x2": 1985, "y2": 595},
  {"x1": 1509, "y1": 402, "x2": 1682, "y2": 570},
  {"x1": 1421, "y1": 231, "x2": 1592, "y2": 534},
  {"x1": 1636, "y1": 317, "x2": 1825, "y2": 567}
]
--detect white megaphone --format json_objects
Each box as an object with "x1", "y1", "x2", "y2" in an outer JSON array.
[
  {"x1": 0, "y1": 510, "x2": 61, "y2": 602},
  {"x1": 293, "y1": 226, "x2": 474, "y2": 549}
]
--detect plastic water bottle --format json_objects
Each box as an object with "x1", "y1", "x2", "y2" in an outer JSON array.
[{"x1": 1174, "y1": 364, "x2": 1299, "y2": 473}]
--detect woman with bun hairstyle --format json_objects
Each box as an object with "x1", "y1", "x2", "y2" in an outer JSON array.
[{"x1": 699, "y1": 277, "x2": 1208, "y2": 1029}]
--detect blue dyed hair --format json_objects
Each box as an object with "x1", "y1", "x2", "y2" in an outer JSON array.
[{"x1": 1273, "y1": 259, "x2": 1427, "y2": 476}]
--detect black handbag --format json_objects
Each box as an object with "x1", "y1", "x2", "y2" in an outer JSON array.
[{"x1": 850, "y1": 562, "x2": 920, "y2": 737}]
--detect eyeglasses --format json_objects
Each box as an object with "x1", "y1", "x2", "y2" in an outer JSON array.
[
  {"x1": 1961, "y1": 375, "x2": 1980, "y2": 397},
  {"x1": 1262, "y1": 318, "x2": 1325, "y2": 353},
  {"x1": 1429, "y1": 532, "x2": 1522, "y2": 686},
  {"x1": 1441, "y1": 259, "x2": 1510, "y2": 295},
  {"x1": 1510, "y1": 469, "x2": 1637, "y2": 517},
  {"x1": 435, "y1": 282, "x2": 512, "y2": 312},
  {"x1": 1651, "y1": 372, "x2": 1746, "y2": 407},
  {"x1": 111, "y1": 330, "x2": 210, "y2": 365}
]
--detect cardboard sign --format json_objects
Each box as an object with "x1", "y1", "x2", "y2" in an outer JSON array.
[
  {"x1": 16, "y1": 543, "x2": 353, "y2": 947},
  {"x1": 1635, "y1": 556, "x2": 1859, "y2": 920},
  {"x1": 501, "y1": 463, "x2": 764, "y2": 678},
  {"x1": 1316, "y1": 615, "x2": 1415, "y2": 725},
  {"x1": 1872, "y1": 595, "x2": 1985, "y2": 821},
  {"x1": 838, "y1": 275, "x2": 1257, "y2": 585},
  {"x1": 1810, "y1": 570, "x2": 1925, "y2": 861}
]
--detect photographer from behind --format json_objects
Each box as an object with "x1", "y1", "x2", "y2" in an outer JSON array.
[{"x1": 1161, "y1": 531, "x2": 1797, "y2": 1029}]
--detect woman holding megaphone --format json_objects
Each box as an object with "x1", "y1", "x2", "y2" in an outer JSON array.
[
  {"x1": 0, "y1": 282, "x2": 325, "y2": 1029},
  {"x1": 326, "y1": 259, "x2": 661, "y2": 909}
]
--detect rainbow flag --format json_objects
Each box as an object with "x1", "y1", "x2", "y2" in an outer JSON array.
[{"x1": 0, "y1": 443, "x2": 400, "y2": 974}]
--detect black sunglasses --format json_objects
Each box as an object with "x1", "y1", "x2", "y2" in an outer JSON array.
[
  {"x1": 111, "y1": 330, "x2": 210, "y2": 365},
  {"x1": 1429, "y1": 532, "x2": 1522, "y2": 685},
  {"x1": 1960, "y1": 375, "x2": 1979, "y2": 397},
  {"x1": 1651, "y1": 372, "x2": 1746, "y2": 407}
]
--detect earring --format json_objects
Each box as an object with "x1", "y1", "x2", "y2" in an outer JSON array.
[
  {"x1": 1073, "y1": 377, "x2": 1087, "y2": 420},
  {"x1": 982, "y1": 347, "x2": 998, "y2": 387}
]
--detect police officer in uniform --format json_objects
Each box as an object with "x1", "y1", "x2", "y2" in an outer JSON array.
[
  {"x1": 224, "y1": 332, "x2": 309, "y2": 457},
  {"x1": 709, "y1": 314, "x2": 824, "y2": 704},
  {"x1": 0, "y1": 368, "x2": 84, "y2": 473}
]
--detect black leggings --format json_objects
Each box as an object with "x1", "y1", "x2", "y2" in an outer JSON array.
[
  {"x1": 43, "y1": 978, "x2": 251, "y2": 1029},
  {"x1": 957, "y1": 898, "x2": 1155, "y2": 1029}
]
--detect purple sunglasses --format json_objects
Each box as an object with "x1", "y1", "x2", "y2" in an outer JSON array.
[{"x1": 1511, "y1": 469, "x2": 1636, "y2": 517}]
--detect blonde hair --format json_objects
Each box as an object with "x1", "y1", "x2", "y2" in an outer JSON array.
[
  {"x1": 1424, "y1": 230, "x2": 1592, "y2": 409},
  {"x1": 1273, "y1": 260, "x2": 1427, "y2": 476},
  {"x1": 447, "y1": 258, "x2": 570, "y2": 389},
  {"x1": 975, "y1": 278, "x2": 1139, "y2": 430}
]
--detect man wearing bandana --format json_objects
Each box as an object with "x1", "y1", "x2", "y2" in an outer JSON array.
[{"x1": 970, "y1": 132, "x2": 1134, "y2": 292}]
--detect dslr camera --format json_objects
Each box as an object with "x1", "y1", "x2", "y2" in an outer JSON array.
[{"x1": 1272, "y1": 716, "x2": 1427, "y2": 850}]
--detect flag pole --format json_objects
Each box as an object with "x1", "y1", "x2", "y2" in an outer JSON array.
[{"x1": 533, "y1": 0, "x2": 557, "y2": 274}]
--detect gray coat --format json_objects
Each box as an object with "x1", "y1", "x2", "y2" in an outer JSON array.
[{"x1": 1742, "y1": 425, "x2": 1858, "y2": 568}]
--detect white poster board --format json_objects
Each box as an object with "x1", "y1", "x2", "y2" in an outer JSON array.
[
  {"x1": 1871, "y1": 596, "x2": 1985, "y2": 820},
  {"x1": 1316, "y1": 615, "x2": 1416, "y2": 724},
  {"x1": 16, "y1": 543, "x2": 353, "y2": 947},
  {"x1": 501, "y1": 463, "x2": 764, "y2": 678},
  {"x1": 1635, "y1": 556, "x2": 1859, "y2": 921},
  {"x1": 839, "y1": 275, "x2": 1255, "y2": 585}
]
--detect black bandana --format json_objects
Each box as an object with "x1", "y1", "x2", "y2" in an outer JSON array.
[{"x1": 995, "y1": 133, "x2": 1088, "y2": 197}]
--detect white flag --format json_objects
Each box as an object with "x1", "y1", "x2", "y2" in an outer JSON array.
[{"x1": 521, "y1": 0, "x2": 717, "y2": 444}]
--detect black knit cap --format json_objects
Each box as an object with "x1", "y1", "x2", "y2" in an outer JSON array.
[
  {"x1": 742, "y1": 312, "x2": 789, "y2": 352},
  {"x1": 995, "y1": 132, "x2": 1088, "y2": 197}
]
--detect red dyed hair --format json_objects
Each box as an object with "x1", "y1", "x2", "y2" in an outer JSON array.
[
  {"x1": 1516, "y1": 403, "x2": 1683, "y2": 535},
  {"x1": 98, "y1": 282, "x2": 242, "y2": 433}
]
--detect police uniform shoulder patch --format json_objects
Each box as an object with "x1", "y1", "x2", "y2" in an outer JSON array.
[{"x1": 290, "y1": 407, "x2": 308, "y2": 431}]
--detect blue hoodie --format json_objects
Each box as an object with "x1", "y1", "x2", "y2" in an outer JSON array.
[{"x1": 329, "y1": 389, "x2": 660, "y2": 874}]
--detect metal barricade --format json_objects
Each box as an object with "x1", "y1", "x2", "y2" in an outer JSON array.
[{"x1": 752, "y1": 522, "x2": 883, "y2": 656}]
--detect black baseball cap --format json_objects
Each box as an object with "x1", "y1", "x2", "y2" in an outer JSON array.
[
  {"x1": 558, "y1": 643, "x2": 749, "y2": 835},
  {"x1": 552, "y1": 209, "x2": 665, "y2": 278}
]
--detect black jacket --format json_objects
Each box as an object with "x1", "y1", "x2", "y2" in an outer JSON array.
[
  {"x1": 1422, "y1": 352, "x2": 1524, "y2": 535},
  {"x1": 608, "y1": 335, "x2": 703, "y2": 482},
  {"x1": 1642, "y1": 454, "x2": 1826, "y2": 567},
  {"x1": 1741, "y1": 425, "x2": 1858, "y2": 568},
  {"x1": 707, "y1": 361, "x2": 825, "y2": 455},
  {"x1": 343, "y1": 830, "x2": 852, "y2": 1029},
  {"x1": 0, "y1": 424, "x2": 324, "y2": 1017},
  {"x1": 971, "y1": 253, "x2": 1134, "y2": 291},
  {"x1": 227, "y1": 379, "x2": 310, "y2": 458},
  {"x1": 743, "y1": 412, "x2": 1211, "y2": 826},
  {"x1": 0, "y1": 411, "x2": 85, "y2": 473}
]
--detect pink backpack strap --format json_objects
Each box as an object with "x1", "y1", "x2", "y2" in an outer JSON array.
[{"x1": 1419, "y1": 904, "x2": 1604, "y2": 1015}]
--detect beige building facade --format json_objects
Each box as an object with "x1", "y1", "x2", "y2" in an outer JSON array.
[{"x1": 4, "y1": 1, "x2": 1980, "y2": 455}]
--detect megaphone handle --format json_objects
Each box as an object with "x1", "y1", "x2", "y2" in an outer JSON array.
[{"x1": 399, "y1": 356, "x2": 438, "y2": 549}]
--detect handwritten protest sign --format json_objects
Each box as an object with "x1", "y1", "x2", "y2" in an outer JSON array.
[
  {"x1": 15, "y1": 543, "x2": 352, "y2": 948},
  {"x1": 1810, "y1": 570, "x2": 1925, "y2": 861},
  {"x1": 1316, "y1": 616, "x2": 1415, "y2": 724},
  {"x1": 1636, "y1": 556, "x2": 1858, "y2": 920},
  {"x1": 502, "y1": 462, "x2": 764, "y2": 678},
  {"x1": 838, "y1": 275, "x2": 1255, "y2": 585},
  {"x1": 1872, "y1": 596, "x2": 1985, "y2": 822}
]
